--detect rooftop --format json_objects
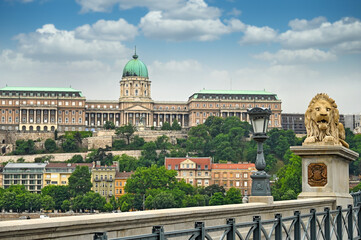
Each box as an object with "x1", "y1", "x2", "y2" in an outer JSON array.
[
  {"x1": 45, "y1": 163, "x2": 93, "y2": 168},
  {"x1": 115, "y1": 171, "x2": 133, "y2": 179},
  {"x1": 197, "y1": 90, "x2": 277, "y2": 95},
  {"x1": 4, "y1": 163, "x2": 47, "y2": 169},
  {"x1": 212, "y1": 163, "x2": 256, "y2": 170}
]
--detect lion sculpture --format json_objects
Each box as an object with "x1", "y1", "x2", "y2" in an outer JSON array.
[{"x1": 303, "y1": 93, "x2": 349, "y2": 148}]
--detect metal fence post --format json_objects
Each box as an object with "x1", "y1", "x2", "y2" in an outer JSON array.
[
  {"x1": 152, "y1": 226, "x2": 165, "y2": 240},
  {"x1": 336, "y1": 206, "x2": 343, "y2": 240},
  {"x1": 253, "y1": 216, "x2": 261, "y2": 240},
  {"x1": 275, "y1": 214, "x2": 282, "y2": 240},
  {"x1": 324, "y1": 207, "x2": 331, "y2": 240},
  {"x1": 357, "y1": 203, "x2": 361, "y2": 236},
  {"x1": 310, "y1": 208, "x2": 316, "y2": 240},
  {"x1": 294, "y1": 211, "x2": 301, "y2": 240},
  {"x1": 195, "y1": 221, "x2": 205, "y2": 240},
  {"x1": 226, "y1": 218, "x2": 235, "y2": 240},
  {"x1": 93, "y1": 232, "x2": 108, "y2": 240},
  {"x1": 347, "y1": 204, "x2": 353, "y2": 239}
]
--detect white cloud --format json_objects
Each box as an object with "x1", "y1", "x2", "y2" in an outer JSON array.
[
  {"x1": 279, "y1": 17, "x2": 361, "y2": 50},
  {"x1": 227, "y1": 8, "x2": 242, "y2": 17},
  {"x1": 74, "y1": 18, "x2": 138, "y2": 41},
  {"x1": 15, "y1": 24, "x2": 129, "y2": 61},
  {"x1": 163, "y1": 0, "x2": 221, "y2": 20},
  {"x1": 239, "y1": 25, "x2": 277, "y2": 45},
  {"x1": 140, "y1": 11, "x2": 243, "y2": 41},
  {"x1": 254, "y1": 49, "x2": 337, "y2": 65},
  {"x1": 288, "y1": 16, "x2": 327, "y2": 31},
  {"x1": 75, "y1": 0, "x2": 183, "y2": 13}
]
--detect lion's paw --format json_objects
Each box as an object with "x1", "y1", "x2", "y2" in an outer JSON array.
[
  {"x1": 304, "y1": 137, "x2": 316, "y2": 143},
  {"x1": 324, "y1": 136, "x2": 335, "y2": 143}
]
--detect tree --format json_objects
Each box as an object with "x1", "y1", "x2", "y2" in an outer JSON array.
[
  {"x1": 41, "y1": 195, "x2": 55, "y2": 211},
  {"x1": 161, "y1": 121, "x2": 172, "y2": 130},
  {"x1": 41, "y1": 185, "x2": 70, "y2": 210},
  {"x1": 66, "y1": 154, "x2": 84, "y2": 163},
  {"x1": 115, "y1": 154, "x2": 139, "y2": 172},
  {"x1": 61, "y1": 200, "x2": 71, "y2": 212},
  {"x1": 104, "y1": 121, "x2": 115, "y2": 130},
  {"x1": 225, "y1": 187, "x2": 242, "y2": 204},
  {"x1": 82, "y1": 192, "x2": 106, "y2": 212},
  {"x1": 140, "y1": 142, "x2": 158, "y2": 166},
  {"x1": 272, "y1": 154, "x2": 302, "y2": 201},
  {"x1": 68, "y1": 166, "x2": 92, "y2": 197},
  {"x1": 116, "y1": 123, "x2": 137, "y2": 145},
  {"x1": 171, "y1": 119, "x2": 181, "y2": 130},
  {"x1": 125, "y1": 165, "x2": 178, "y2": 195},
  {"x1": 62, "y1": 137, "x2": 79, "y2": 152},
  {"x1": 44, "y1": 138, "x2": 57, "y2": 153},
  {"x1": 151, "y1": 192, "x2": 177, "y2": 209},
  {"x1": 13, "y1": 140, "x2": 36, "y2": 155},
  {"x1": 209, "y1": 192, "x2": 225, "y2": 206},
  {"x1": 86, "y1": 147, "x2": 113, "y2": 166},
  {"x1": 204, "y1": 184, "x2": 225, "y2": 197}
]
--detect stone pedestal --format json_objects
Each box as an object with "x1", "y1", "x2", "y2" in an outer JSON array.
[{"x1": 291, "y1": 145, "x2": 359, "y2": 208}]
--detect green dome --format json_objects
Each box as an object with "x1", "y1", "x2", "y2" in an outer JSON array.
[{"x1": 122, "y1": 54, "x2": 148, "y2": 78}]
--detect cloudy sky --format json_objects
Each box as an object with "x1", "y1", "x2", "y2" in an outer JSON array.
[{"x1": 1, "y1": 0, "x2": 360, "y2": 114}]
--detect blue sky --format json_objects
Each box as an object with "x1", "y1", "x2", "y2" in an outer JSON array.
[{"x1": 1, "y1": 0, "x2": 361, "y2": 114}]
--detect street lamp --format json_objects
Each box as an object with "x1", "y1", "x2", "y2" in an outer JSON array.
[{"x1": 247, "y1": 107, "x2": 272, "y2": 196}]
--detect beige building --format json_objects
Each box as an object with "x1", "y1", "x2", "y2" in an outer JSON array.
[
  {"x1": 0, "y1": 53, "x2": 282, "y2": 132},
  {"x1": 43, "y1": 163, "x2": 93, "y2": 187},
  {"x1": 165, "y1": 157, "x2": 212, "y2": 187},
  {"x1": 211, "y1": 163, "x2": 256, "y2": 195},
  {"x1": 92, "y1": 162, "x2": 118, "y2": 201}
]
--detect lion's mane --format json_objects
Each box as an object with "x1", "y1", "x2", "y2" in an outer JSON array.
[{"x1": 305, "y1": 93, "x2": 344, "y2": 145}]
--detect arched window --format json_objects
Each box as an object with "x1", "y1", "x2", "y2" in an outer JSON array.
[
  {"x1": 126, "y1": 90, "x2": 128, "y2": 96},
  {"x1": 135, "y1": 90, "x2": 138, "y2": 96}
]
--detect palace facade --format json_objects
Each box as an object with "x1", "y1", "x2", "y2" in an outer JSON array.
[{"x1": 0, "y1": 53, "x2": 282, "y2": 132}]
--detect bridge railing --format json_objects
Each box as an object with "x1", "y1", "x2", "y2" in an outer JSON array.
[
  {"x1": 351, "y1": 190, "x2": 361, "y2": 206},
  {"x1": 94, "y1": 204, "x2": 361, "y2": 240}
]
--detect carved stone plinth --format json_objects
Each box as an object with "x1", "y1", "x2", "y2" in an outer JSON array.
[{"x1": 291, "y1": 145, "x2": 359, "y2": 208}]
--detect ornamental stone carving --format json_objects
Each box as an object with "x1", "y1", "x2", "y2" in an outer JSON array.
[
  {"x1": 308, "y1": 163, "x2": 327, "y2": 187},
  {"x1": 303, "y1": 93, "x2": 349, "y2": 148}
]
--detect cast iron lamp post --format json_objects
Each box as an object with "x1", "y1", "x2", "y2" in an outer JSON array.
[{"x1": 247, "y1": 107, "x2": 272, "y2": 196}]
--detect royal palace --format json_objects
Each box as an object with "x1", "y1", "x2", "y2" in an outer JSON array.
[{"x1": 0, "y1": 53, "x2": 282, "y2": 132}]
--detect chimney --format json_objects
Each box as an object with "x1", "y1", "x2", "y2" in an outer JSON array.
[{"x1": 96, "y1": 161, "x2": 101, "y2": 166}]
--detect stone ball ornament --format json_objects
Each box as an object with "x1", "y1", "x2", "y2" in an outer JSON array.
[{"x1": 303, "y1": 93, "x2": 349, "y2": 148}]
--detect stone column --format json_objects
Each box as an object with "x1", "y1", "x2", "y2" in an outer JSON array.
[
  {"x1": 157, "y1": 114, "x2": 160, "y2": 127},
  {"x1": 291, "y1": 145, "x2": 359, "y2": 208},
  {"x1": 20, "y1": 110, "x2": 22, "y2": 123},
  {"x1": 41, "y1": 110, "x2": 43, "y2": 124}
]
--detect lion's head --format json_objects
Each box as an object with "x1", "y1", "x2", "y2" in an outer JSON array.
[{"x1": 304, "y1": 93, "x2": 348, "y2": 148}]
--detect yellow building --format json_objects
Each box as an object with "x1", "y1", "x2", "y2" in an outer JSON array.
[
  {"x1": 43, "y1": 163, "x2": 93, "y2": 187},
  {"x1": 115, "y1": 171, "x2": 133, "y2": 199},
  {"x1": 92, "y1": 162, "x2": 117, "y2": 201}
]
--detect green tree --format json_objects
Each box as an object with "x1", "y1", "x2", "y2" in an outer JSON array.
[
  {"x1": 68, "y1": 166, "x2": 92, "y2": 197},
  {"x1": 62, "y1": 136, "x2": 79, "y2": 152},
  {"x1": 115, "y1": 154, "x2": 139, "y2": 172},
  {"x1": 171, "y1": 119, "x2": 181, "y2": 130},
  {"x1": 161, "y1": 121, "x2": 172, "y2": 130},
  {"x1": 41, "y1": 185, "x2": 70, "y2": 210},
  {"x1": 14, "y1": 140, "x2": 36, "y2": 155},
  {"x1": 272, "y1": 154, "x2": 302, "y2": 201},
  {"x1": 151, "y1": 192, "x2": 176, "y2": 209},
  {"x1": 225, "y1": 187, "x2": 242, "y2": 204},
  {"x1": 125, "y1": 165, "x2": 178, "y2": 195},
  {"x1": 66, "y1": 154, "x2": 84, "y2": 163},
  {"x1": 25, "y1": 193, "x2": 42, "y2": 212},
  {"x1": 115, "y1": 123, "x2": 137, "y2": 145},
  {"x1": 104, "y1": 121, "x2": 115, "y2": 130},
  {"x1": 86, "y1": 147, "x2": 113, "y2": 166},
  {"x1": 140, "y1": 142, "x2": 158, "y2": 166},
  {"x1": 209, "y1": 192, "x2": 225, "y2": 206},
  {"x1": 41, "y1": 195, "x2": 55, "y2": 211},
  {"x1": 82, "y1": 192, "x2": 106, "y2": 212},
  {"x1": 204, "y1": 184, "x2": 225, "y2": 197},
  {"x1": 44, "y1": 138, "x2": 57, "y2": 153},
  {"x1": 103, "y1": 202, "x2": 113, "y2": 212},
  {"x1": 61, "y1": 200, "x2": 71, "y2": 212}
]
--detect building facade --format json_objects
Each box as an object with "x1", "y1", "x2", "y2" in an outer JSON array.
[
  {"x1": 92, "y1": 163, "x2": 117, "y2": 201},
  {"x1": 3, "y1": 163, "x2": 46, "y2": 194},
  {"x1": 211, "y1": 163, "x2": 255, "y2": 195},
  {"x1": 114, "y1": 171, "x2": 133, "y2": 199},
  {"x1": 43, "y1": 163, "x2": 93, "y2": 187},
  {"x1": 165, "y1": 157, "x2": 212, "y2": 187},
  {"x1": 0, "y1": 53, "x2": 282, "y2": 132}
]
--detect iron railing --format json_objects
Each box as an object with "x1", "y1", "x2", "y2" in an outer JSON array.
[
  {"x1": 351, "y1": 191, "x2": 361, "y2": 207},
  {"x1": 94, "y1": 204, "x2": 361, "y2": 240}
]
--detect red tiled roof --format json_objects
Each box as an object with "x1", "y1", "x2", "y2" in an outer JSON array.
[
  {"x1": 212, "y1": 163, "x2": 255, "y2": 170},
  {"x1": 165, "y1": 157, "x2": 212, "y2": 170},
  {"x1": 45, "y1": 163, "x2": 93, "y2": 168},
  {"x1": 115, "y1": 171, "x2": 133, "y2": 179}
]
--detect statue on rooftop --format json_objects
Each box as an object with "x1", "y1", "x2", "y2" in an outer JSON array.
[{"x1": 303, "y1": 93, "x2": 349, "y2": 148}]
